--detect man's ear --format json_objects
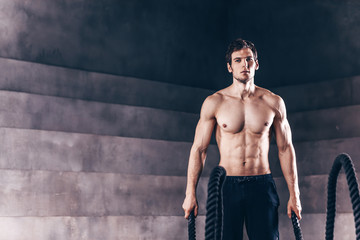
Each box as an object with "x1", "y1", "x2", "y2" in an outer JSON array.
[
  {"x1": 227, "y1": 62, "x2": 233, "y2": 73},
  {"x1": 255, "y1": 60, "x2": 259, "y2": 70}
]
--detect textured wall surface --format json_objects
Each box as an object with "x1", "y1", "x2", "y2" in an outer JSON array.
[
  {"x1": 227, "y1": 0, "x2": 360, "y2": 88},
  {"x1": 0, "y1": 58, "x2": 360, "y2": 239},
  {"x1": 0, "y1": 59, "x2": 216, "y2": 239},
  {"x1": 0, "y1": 0, "x2": 359, "y2": 239},
  {"x1": 0, "y1": 0, "x2": 228, "y2": 90},
  {"x1": 0, "y1": 1, "x2": 359, "y2": 90}
]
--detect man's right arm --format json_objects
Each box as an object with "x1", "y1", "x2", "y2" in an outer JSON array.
[{"x1": 182, "y1": 95, "x2": 218, "y2": 219}]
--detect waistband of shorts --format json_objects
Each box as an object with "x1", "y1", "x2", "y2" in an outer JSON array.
[{"x1": 225, "y1": 174, "x2": 273, "y2": 183}]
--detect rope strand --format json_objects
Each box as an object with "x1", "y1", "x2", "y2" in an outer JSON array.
[
  {"x1": 188, "y1": 211, "x2": 196, "y2": 240},
  {"x1": 205, "y1": 166, "x2": 227, "y2": 240},
  {"x1": 326, "y1": 153, "x2": 360, "y2": 240}
]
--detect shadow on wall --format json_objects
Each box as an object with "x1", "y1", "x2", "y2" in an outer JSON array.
[
  {"x1": 226, "y1": 0, "x2": 360, "y2": 88},
  {"x1": 0, "y1": 0, "x2": 228, "y2": 90}
]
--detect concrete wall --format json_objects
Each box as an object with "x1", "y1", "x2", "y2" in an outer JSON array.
[
  {"x1": 227, "y1": 0, "x2": 360, "y2": 88},
  {"x1": 0, "y1": 0, "x2": 228, "y2": 90},
  {"x1": 270, "y1": 77, "x2": 360, "y2": 240},
  {"x1": 0, "y1": 0, "x2": 360, "y2": 239},
  {"x1": 1, "y1": 1, "x2": 359, "y2": 91},
  {"x1": 1, "y1": 57, "x2": 360, "y2": 239},
  {"x1": 0, "y1": 59, "x2": 202, "y2": 239}
]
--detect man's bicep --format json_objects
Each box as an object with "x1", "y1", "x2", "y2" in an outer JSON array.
[
  {"x1": 192, "y1": 117, "x2": 216, "y2": 150},
  {"x1": 273, "y1": 97, "x2": 293, "y2": 151},
  {"x1": 191, "y1": 95, "x2": 218, "y2": 149},
  {"x1": 273, "y1": 116, "x2": 293, "y2": 152}
]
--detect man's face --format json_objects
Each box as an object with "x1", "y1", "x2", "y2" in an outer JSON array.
[{"x1": 227, "y1": 48, "x2": 259, "y2": 83}]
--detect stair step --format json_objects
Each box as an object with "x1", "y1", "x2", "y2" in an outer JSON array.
[
  {"x1": 1, "y1": 90, "x2": 360, "y2": 142},
  {"x1": 0, "y1": 57, "x2": 211, "y2": 113},
  {"x1": 289, "y1": 105, "x2": 360, "y2": 142},
  {"x1": 269, "y1": 137, "x2": 360, "y2": 177},
  {"x1": 0, "y1": 128, "x2": 219, "y2": 176},
  {"x1": 278, "y1": 213, "x2": 355, "y2": 240},
  {"x1": 3, "y1": 58, "x2": 360, "y2": 115},
  {"x1": 0, "y1": 91, "x2": 199, "y2": 141},
  {"x1": 272, "y1": 76, "x2": 360, "y2": 112},
  {"x1": 0, "y1": 169, "x2": 352, "y2": 217},
  {"x1": 0, "y1": 213, "x2": 354, "y2": 240},
  {"x1": 275, "y1": 174, "x2": 352, "y2": 215},
  {"x1": 0, "y1": 169, "x2": 207, "y2": 217},
  {"x1": 6, "y1": 127, "x2": 360, "y2": 179},
  {"x1": 0, "y1": 216, "x2": 205, "y2": 240}
]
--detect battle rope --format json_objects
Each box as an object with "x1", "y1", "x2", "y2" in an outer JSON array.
[
  {"x1": 188, "y1": 211, "x2": 196, "y2": 240},
  {"x1": 188, "y1": 153, "x2": 360, "y2": 239},
  {"x1": 187, "y1": 166, "x2": 226, "y2": 240},
  {"x1": 292, "y1": 211, "x2": 303, "y2": 240},
  {"x1": 188, "y1": 166, "x2": 303, "y2": 239},
  {"x1": 326, "y1": 153, "x2": 360, "y2": 240},
  {"x1": 204, "y1": 166, "x2": 227, "y2": 240}
]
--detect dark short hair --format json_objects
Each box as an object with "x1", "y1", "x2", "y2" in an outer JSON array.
[{"x1": 225, "y1": 38, "x2": 258, "y2": 65}]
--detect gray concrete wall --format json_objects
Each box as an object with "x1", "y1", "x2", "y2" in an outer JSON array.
[
  {"x1": 0, "y1": 0, "x2": 360, "y2": 238},
  {"x1": 227, "y1": 0, "x2": 360, "y2": 89},
  {"x1": 0, "y1": 216, "x2": 206, "y2": 240},
  {"x1": 0, "y1": 57, "x2": 213, "y2": 113},
  {"x1": 0, "y1": 0, "x2": 228, "y2": 90},
  {"x1": 0, "y1": 58, "x2": 215, "y2": 239},
  {"x1": 1, "y1": 1, "x2": 359, "y2": 91},
  {"x1": 1, "y1": 57, "x2": 360, "y2": 239}
]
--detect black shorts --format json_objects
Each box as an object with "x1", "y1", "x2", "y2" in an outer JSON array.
[{"x1": 222, "y1": 174, "x2": 280, "y2": 240}]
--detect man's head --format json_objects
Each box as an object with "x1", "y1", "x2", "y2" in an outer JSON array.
[
  {"x1": 225, "y1": 38, "x2": 258, "y2": 66},
  {"x1": 226, "y1": 38, "x2": 259, "y2": 83}
]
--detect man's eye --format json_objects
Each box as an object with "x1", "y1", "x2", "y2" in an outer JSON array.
[
  {"x1": 246, "y1": 58, "x2": 253, "y2": 62},
  {"x1": 235, "y1": 59, "x2": 240, "y2": 62}
]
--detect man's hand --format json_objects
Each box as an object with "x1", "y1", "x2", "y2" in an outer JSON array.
[
  {"x1": 287, "y1": 195, "x2": 302, "y2": 220},
  {"x1": 182, "y1": 195, "x2": 198, "y2": 219}
]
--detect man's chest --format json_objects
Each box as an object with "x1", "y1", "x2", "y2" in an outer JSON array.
[{"x1": 215, "y1": 100, "x2": 275, "y2": 134}]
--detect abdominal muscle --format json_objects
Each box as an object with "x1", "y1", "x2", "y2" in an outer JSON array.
[{"x1": 217, "y1": 129, "x2": 272, "y2": 176}]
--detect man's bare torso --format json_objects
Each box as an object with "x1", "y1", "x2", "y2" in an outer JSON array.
[
  {"x1": 183, "y1": 42, "x2": 301, "y2": 220},
  {"x1": 211, "y1": 86, "x2": 280, "y2": 176}
]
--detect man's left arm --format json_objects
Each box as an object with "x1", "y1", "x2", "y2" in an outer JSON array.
[{"x1": 272, "y1": 96, "x2": 302, "y2": 219}]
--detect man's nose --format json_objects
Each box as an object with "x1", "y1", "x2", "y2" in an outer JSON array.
[{"x1": 241, "y1": 59, "x2": 248, "y2": 68}]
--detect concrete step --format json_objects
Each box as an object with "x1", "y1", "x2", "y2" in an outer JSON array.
[
  {"x1": 2, "y1": 57, "x2": 360, "y2": 115},
  {"x1": 272, "y1": 75, "x2": 360, "y2": 113},
  {"x1": 0, "y1": 128, "x2": 220, "y2": 176},
  {"x1": 269, "y1": 137, "x2": 360, "y2": 178},
  {"x1": 243, "y1": 213, "x2": 355, "y2": 240},
  {"x1": 0, "y1": 169, "x2": 353, "y2": 217},
  {"x1": 0, "y1": 57, "x2": 212, "y2": 113},
  {"x1": 289, "y1": 104, "x2": 360, "y2": 142},
  {"x1": 2, "y1": 90, "x2": 360, "y2": 142},
  {"x1": 0, "y1": 216, "x2": 205, "y2": 240},
  {"x1": 278, "y1": 213, "x2": 356, "y2": 240},
  {"x1": 0, "y1": 169, "x2": 207, "y2": 217},
  {"x1": 275, "y1": 174, "x2": 353, "y2": 215},
  {"x1": 0, "y1": 214, "x2": 354, "y2": 240},
  {"x1": 1, "y1": 127, "x2": 359, "y2": 179},
  {"x1": 0, "y1": 90, "x2": 199, "y2": 142}
]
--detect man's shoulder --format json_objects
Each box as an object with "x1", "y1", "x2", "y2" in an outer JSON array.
[
  {"x1": 255, "y1": 86, "x2": 286, "y2": 116},
  {"x1": 199, "y1": 90, "x2": 228, "y2": 117},
  {"x1": 256, "y1": 86, "x2": 283, "y2": 104},
  {"x1": 204, "y1": 89, "x2": 226, "y2": 105}
]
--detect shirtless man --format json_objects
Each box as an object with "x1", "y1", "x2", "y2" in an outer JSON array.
[{"x1": 182, "y1": 38, "x2": 302, "y2": 239}]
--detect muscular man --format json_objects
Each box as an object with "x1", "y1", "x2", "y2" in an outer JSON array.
[{"x1": 182, "y1": 38, "x2": 302, "y2": 239}]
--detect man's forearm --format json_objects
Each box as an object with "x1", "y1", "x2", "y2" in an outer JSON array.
[
  {"x1": 185, "y1": 147, "x2": 206, "y2": 196},
  {"x1": 278, "y1": 145, "x2": 300, "y2": 197}
]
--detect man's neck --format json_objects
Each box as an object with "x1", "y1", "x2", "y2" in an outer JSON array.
[{"x1": 231, "y1": 78, "x2": 255, "y2": 99}]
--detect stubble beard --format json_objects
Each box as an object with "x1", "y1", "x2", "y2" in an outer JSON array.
[{"x1": 234, "y1": 75, "x2": 253, "y2": 85}]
